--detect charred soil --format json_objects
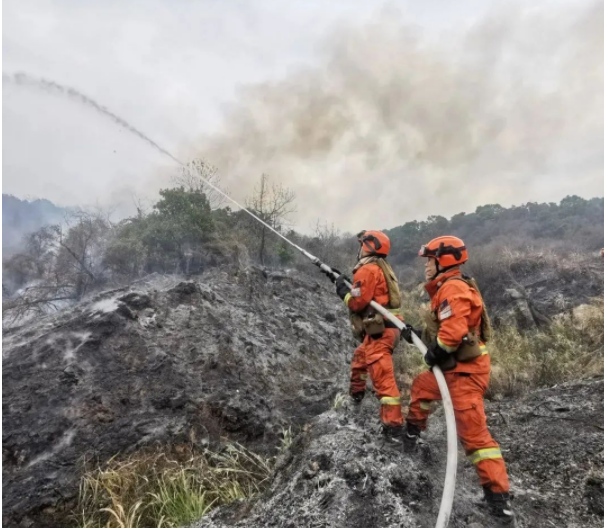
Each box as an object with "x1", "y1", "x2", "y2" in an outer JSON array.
[{"x1": 190, "y1": 377, "x2": 604, "y2": 528}]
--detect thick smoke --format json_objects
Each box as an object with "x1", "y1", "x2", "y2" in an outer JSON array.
[{"x1": 196, "y1": 2, "x2": 604, "y2": 231}]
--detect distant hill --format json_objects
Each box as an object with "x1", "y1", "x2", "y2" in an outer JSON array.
[
  {"x1": 383, "y1": 195, "x2": 604, "y2": 327},
  {"x1": 385, "y1": 195, "x2": 604, "y2": 267},
  {"x1": 2, "y1": 194, "x2": 67, "y2": 255}
]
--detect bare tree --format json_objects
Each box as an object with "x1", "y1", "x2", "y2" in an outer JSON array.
[
  {"x1": 130, "y1": 192, "x2": 150, "y2": 219},
  {"x1": 305, "y1": 222, "x2": 358, "y2": 272},
  {"x1": 57, "y1": 210, "x2": 114, "y2": 294},
  {"x1": 3, "y1": 210, "x2": 112, "y2": 324},
  {"x1": 246, "y1": 174, "x2": 296, "y2": 264},
  {"x1": 310, "y1": 221, "x2": 341, "y2": 263},
  {"x1": 174, "y1": 158, "x2": 226, "y2": 209}
]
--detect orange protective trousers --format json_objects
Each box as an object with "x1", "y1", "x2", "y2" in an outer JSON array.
[
  {"x1": 407, "y1": 368, "x2": 510, "y2": 493},
  {"x1": 349, "y1": 327, "x2": 403, "y2": 427}
]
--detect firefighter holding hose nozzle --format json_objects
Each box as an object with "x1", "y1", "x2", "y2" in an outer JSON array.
[{"x1": 330, "y1": 230, "x2": 407, "y2": 443}]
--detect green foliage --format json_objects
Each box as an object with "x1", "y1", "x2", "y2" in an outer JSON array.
[
  {"x1": 144, "y1": 187, "x2": 213, "y2": 258},
  {"x1": 276, "y1": 243, "x2": 294, "y2": 265},
  {"x1": 278, "y1": 426, "x2": 294, "y2": 452},
  {"x1": 104, "y1": 219, "x2": 147, "y2": 279},
  {"x1": 153, "y1": 188, "x2": 213, "y2": 240},
  {"x1": 107, "y1": 187, "x2": 215, "y2": 275}
]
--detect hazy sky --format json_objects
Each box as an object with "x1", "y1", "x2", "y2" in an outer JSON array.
[{"x1": 3, "y1": 0, "x2": 603, "y2": 233}]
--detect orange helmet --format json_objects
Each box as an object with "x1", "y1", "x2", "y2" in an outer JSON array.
[
  {"x1": 419, "y1": 236, "x2": 468, "y2": 268},
  {"x1": 357, "y1": 230, "x2": 391, "y2": 257}
]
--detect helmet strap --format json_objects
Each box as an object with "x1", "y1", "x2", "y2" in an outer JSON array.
[
  {"x1": 429, "y1": 261, "x2": 460, "y2": 282},
  {"x1": 436, "y1": 263, "x2": 461, "y2": 278}
]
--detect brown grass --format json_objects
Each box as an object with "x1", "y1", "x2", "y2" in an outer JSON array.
[
  {"x1": 488, "y1": 297, "x2": 604, "y2": 397},
  {"x1": 394, "y1": 288, "x2": 604, "y2": 399},
  {"x1": 75, "y1": 443, "x2": 272, "y2": 528}
]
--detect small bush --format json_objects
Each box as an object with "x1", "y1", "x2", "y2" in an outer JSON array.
[{"x1": 76, "y1": 443, "x2": 272, "y2": 528}]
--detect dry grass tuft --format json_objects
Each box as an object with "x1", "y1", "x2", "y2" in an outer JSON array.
[
  {"x1": 394, "y1": 289, "x2": 604, "y2": 399},
  {"x1": 488, "y1": 297, "x2": 604, "y2": 397},
  {"x1": 76, "y1": 443, "x2": 272, "y2": 528}
]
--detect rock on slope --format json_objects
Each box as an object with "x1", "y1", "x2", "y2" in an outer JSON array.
[
  {"x1": 2, "y1": 267, "x2": 353, "y2": 528},
  {"x1": 190, "y1": 377, "x2": 604, "y2": 528}
]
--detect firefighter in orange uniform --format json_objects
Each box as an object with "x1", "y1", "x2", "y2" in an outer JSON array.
[
  {"x1": 333, "y1": 230, "x2": 405, "y2": 443},
  {"x1": 403, "y1": 236, "x2": 515, "y2": 524}
]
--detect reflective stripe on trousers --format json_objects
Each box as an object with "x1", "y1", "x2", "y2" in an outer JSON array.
[
  {"x1": 469, "y1": 447, "x2": 503, "y2": 464},
  {"x1": 380, "y1": 396, "x2": 401, "y2": 405}
]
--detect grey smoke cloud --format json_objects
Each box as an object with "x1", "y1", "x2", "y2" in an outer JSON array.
[
  {"x1": 196, "y1": 1, "x2": 604, "y2": 231},
  {"x1": 3, "y1": 1, "x2": 603, "y2": 233}
]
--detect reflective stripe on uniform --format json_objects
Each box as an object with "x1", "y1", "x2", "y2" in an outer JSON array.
[
  {"x1": 380, "y1": 396, "x2": 401, "y2": 406},
  {"x1": 359, "y1": 373, "x2": 368, "y2": 380},
  {"x1": 343, "y1": 292, "x2": 352, "y2": 306},
  {"x1": 437, "y1": 336, "x2": 458, "y2": 353},
  {"x1": 468, "y1": 447, "x2": 503, "y2": 464},
  {"x1": 420, "y1": 401, "x2": 432, "y2": 411},
  {"x1": 480, "y1": 345, "x2": 488, "y2": 355}
]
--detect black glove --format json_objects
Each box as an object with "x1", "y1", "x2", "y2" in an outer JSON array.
[
  {"x1": 320, "y1": 266, "x2": 343, "y2": 284},
  {"x1": 335, "y1": 274, "x2": 351, "y2": 300},
  {"x1": 425, "y1": 341, "x2": 457, "y2": 371},
  {"x1": 401, "y1": 325, "x2": 422, "y2": 344}
]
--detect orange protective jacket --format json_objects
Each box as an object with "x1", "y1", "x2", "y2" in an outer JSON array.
[
  {"x1": 344, "y1": 263, "x2": 390, "y2": 313},
  {"x1": 425, "y1": 268, "x2": 490, "y2": 373}
]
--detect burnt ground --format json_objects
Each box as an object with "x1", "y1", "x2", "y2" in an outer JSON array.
[
  {"x1": 190, "y1": 377, "x2": 604, "y2": 528},
  {"x1": 2, "y1": 268, "x2": 353, "y2": 528},
  {"x1": 3, "y1": 261, "x2": 603, "y2": 528}
]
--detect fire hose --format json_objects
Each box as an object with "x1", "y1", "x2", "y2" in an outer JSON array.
[
  {"x1": 179, "y1": 171, "x2": 458, "y2": 528},
  {"x1": 13, "y1": 71, "x2": 458, "y2": 525}
]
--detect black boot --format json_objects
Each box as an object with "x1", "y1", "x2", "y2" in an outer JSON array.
[
  {"x1": 350, "y1": 391, "x2": 365, "y2": 404},
  {"x1": 483, "y1": 486, "x2": 516, "y2": 525},
  {"x1": 382, "y1": 424, "x2": 405, "y2": 444},
  {"x1": 403, "y1": 422, "x2": 422, "y2": 450}
]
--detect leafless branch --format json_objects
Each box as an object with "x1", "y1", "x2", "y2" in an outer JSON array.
[{"x1": 174, "y1": 158, "x2": 226, "y2": 209}]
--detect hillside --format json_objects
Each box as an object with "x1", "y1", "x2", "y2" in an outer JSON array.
[
  {"x1": 2, "y1": 194, "x2": 67, "y2": 255},
  {"x1": 2, "y1": 191, "x2": 604, "y2": 528},
  {"x1": 386, "y1": 196, "x2": 604, "y2": 268},
  {"x1": 2, "y1": 266, "x2": 352, "y2": 527},
  {"x1": 191, "y1": 378, "x2": 604, "y2": 528}
]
